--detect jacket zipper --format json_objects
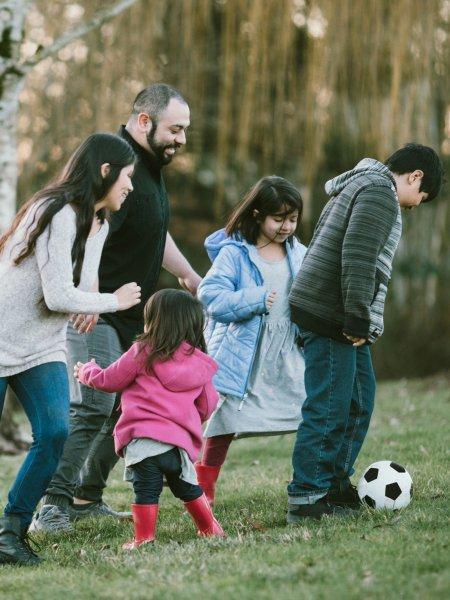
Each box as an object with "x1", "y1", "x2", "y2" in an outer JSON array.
[{"x1": 237, "y1": 242, "x2": 298, "y2": 411}]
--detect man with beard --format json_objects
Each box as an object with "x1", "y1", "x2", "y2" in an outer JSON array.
[{"x1": 33, "y1": 84, "x2": 201, "y2": 531}]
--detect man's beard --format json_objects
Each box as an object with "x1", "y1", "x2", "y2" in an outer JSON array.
[{"x1": 147, "y1": 122, "x2": 179, "y2": 167}]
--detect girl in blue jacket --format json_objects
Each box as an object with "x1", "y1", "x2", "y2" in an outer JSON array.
[{"x1": 196, "y1": 176, "x2": 307, "y2": 505}]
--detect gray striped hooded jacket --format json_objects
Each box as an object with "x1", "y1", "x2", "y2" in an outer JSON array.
[{"x1": 289, "y1": 158, "x2": 402, "y2": 344}]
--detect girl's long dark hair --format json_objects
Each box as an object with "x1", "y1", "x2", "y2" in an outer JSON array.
[
  {"x1": 136, "y1": 289, "x2": 207, "y2": 371},
  {"x1": 225, "y1": 175, "x2": 303, "y2": 245},
  {"x1": 0, "y1": 133, "x2": 136, "y2": 286}
]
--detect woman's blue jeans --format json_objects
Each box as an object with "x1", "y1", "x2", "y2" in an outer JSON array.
[
  {"x1": 288, "y1": 327, "x2": 376, "y2": 504},
  {"x1": 0, "y1": 362, "x2": 70, "y2": 530}
]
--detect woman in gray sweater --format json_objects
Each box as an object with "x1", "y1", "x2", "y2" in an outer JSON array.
[{"x1": 0, "y1": 133, "x2": 141, "y2": 565}]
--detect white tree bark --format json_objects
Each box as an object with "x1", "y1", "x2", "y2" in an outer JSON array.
[
  {"x1": 0, "y1": 0, "x2": 28, "y2": 231},
  {"x1": 0, "y1": 0, "x2": 139, "y2": 232}
]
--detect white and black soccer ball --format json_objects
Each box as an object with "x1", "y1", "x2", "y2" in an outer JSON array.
[{"x1": 357, "y1": 461, "x2": 413, "y2": 510}]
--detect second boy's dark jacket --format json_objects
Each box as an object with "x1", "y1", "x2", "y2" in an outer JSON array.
[
  {"x1": 289, "y1": 159, "x2": 402, "y2": 344},
  {"x1": 99, "y1": 126, "x2": 170, "y2": 349}
]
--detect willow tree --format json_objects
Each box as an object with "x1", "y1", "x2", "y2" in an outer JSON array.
[{"x1": 1, "y1": 0, "x2": 448, "y2": 447}]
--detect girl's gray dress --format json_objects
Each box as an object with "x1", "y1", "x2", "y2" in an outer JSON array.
[{"x1": 204, "y1": 253, "x2": 306, "y2": 439}]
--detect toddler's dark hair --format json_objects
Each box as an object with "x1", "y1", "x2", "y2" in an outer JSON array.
[{"x1": 136, "y1": 289, "x2": 206, "y2": 370}]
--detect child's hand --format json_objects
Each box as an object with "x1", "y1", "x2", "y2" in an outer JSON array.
[
  {"x1": 343, "y1": 333, "x2": 366, "y2": 347},
  {"x1": 73, "y1": 358, "x2": 96, "y2": 381},
  {"x1": 266, "y1": 291, "x2": 277, "y2": 311},
  {"x1": 73, "y1": 362, "x2": 83, "y2": 380}
]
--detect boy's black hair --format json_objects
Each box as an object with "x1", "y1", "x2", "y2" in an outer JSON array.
[{"x1": 385, "y1": 143, "x2": 444, "y2": 202}]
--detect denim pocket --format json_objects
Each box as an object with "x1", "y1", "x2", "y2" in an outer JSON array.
[{"x1": 296, "y1": 325, "x2": 312, "y2": 346}]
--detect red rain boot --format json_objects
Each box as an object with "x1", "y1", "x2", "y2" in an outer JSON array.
[
  {"x1": 195, "y1": 463, "x2": 221, "y2": 506},
  {"x1": 122, "y1": 503, "x2": 158, "y2": 550},
  {"x1": 184, "y1": 494, "x2": 225, "y2": 537}
]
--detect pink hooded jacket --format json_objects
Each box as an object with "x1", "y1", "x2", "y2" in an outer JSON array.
[{"x1": 77, "y1": 341, "x2": 219, "y2": 461}]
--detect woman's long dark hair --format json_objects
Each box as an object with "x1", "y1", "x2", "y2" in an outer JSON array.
[
  {"x1": 136, "y1": 289, "x2": 207, "y2": 371},
  {"x1": 225, "y1": 175, "x2": 303, "y2": 245},
  {"x1": 0, "y1": 133, "x2": 136, "y2": 286}
]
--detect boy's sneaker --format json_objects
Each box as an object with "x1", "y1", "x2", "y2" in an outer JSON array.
[
  {"x1": 286, "y1": 498, "x2": 352, "y2": 524},
  {"x1": 30, "y1": 505, "x2": 73, "y2": 533},
  {"x1": 68, "y1": 501, "x2": 131, "y2": 522},
  {"x1": 326, "y1": 484, "x2": 362, "y2": 509}
]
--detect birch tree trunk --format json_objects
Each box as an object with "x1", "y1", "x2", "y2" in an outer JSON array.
[
  {"x1": 0, "y1": 0, "x2": 139, "y2": 232},
  {"x1": 0, "y1": 0, "x2": 28, "y2": 231},
  {"x1": 0, "y1": 2, "x2": 28, "y2": 451}
]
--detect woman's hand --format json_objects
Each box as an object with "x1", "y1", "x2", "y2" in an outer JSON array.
[
  {"x1": 114, "y1": 282, "x2": 141, "y2": 310},
  {"x1": 70, "y1": 313, "x2": 99, "y2": 334}
]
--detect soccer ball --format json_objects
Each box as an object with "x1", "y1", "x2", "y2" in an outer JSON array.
[{"x1": 357, "y1": 461, "x2": 413, "y2": 510}]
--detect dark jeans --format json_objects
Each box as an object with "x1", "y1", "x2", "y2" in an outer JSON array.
[
  {"x1": 74, "y1": 411, "x2": 120, "y2": 502},
  {"x1": 130, "y1": 448, "x2": 203, "y2": 504},
  {"x1": 0, "y1": 363, "x2": 69, "y2": 529},
  {"x1": 288, "y1": 326, "x2": 376, "y2": 504},
  {"x1": 45, "y1": 320, "x2": 123, "y2": 504}
]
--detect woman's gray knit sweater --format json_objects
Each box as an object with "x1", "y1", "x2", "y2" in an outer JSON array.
[{"x1": 0, "y1": 204, "x2": 119, "y2": 376}]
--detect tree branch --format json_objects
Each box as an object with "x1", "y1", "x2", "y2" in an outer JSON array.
[
  {"x1": 0, "y1": 58, "x2": 15, "y2": 77},
  {"x1": 20, "y1": 0, "x2": 140, "y2": 72}
]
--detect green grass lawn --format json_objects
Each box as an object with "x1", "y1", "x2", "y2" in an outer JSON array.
[{"x1": 0, "y1": 375, "x2": 449, "y2": 599}]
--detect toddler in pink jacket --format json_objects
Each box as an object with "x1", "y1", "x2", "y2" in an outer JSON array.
[{"x1": 75, "y1": 289, "x2": 224, "y2": 549}]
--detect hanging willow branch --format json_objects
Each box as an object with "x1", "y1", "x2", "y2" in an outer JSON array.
[{"x1": 0, "y1": 0, "x2": 141, "y2": 77}]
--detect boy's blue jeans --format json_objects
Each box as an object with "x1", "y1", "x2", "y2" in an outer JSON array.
[
  {"x1": 288, "y1": 327, "x2": 376, "y2": 504},
  {"x1": 0, "y1": 362, "x2": 70, "y2": 530}
]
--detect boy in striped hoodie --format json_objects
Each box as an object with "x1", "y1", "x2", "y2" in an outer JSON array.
[{"x1": 287, "y1": 144, "x2": 444, "y2": 521}]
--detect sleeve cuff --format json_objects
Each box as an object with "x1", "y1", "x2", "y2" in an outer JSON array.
[
  {"x1": 78, "y1": 360, "x2": 96, "y2": 384},
  {"x1": 343, "y1": 315, "x2": 370, "y2": 338},
  {"x1": 77, "y1": 364, "x2": 87, "y2": 384},
  {"x1": 106, "y1": 293, "x2": 119, "y2": 312}
]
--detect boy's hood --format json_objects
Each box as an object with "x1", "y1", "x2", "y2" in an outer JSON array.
[
  {"x1": 325, "y1": 158, "x2": 395, "y2": 197},
  {"x1": 151, "y1": 341, "x2": 217, "y2": 392}
]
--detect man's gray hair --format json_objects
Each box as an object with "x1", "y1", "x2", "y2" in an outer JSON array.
[{"x1": 131, "y1": 84, "x2": 187, "y2": 121}]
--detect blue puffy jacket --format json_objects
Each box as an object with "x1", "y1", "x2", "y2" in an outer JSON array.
[{"x1": 198, "y1": 229, "x2": 307, "y2": 398}]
